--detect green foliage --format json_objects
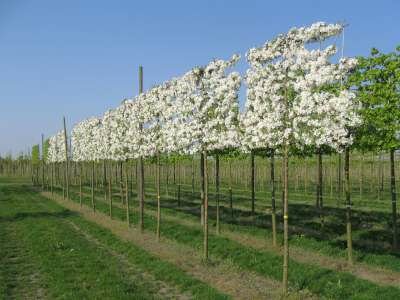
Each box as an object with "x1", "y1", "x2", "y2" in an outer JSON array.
[
  {"x1": 42, "y1": 139, "x2": 50, "y2": 163},
  {"x1": 31, "y1": 144, "x2": 40, "y2": 166},
  {"x1": 349, "y1": 46, "x2": 400, "y2": 151}
]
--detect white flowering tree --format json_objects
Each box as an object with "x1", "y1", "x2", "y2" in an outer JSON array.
[
  {"x1": 47, "y1": 129, "x2": 68, "y2": 197},
  {"x1": 242, "y1": 22, "x2": 360, "y2": 294},
  {"x1": 71, "y1": 117, "x2": 102, "y2": 211},
  {"x1": 165, "y1": 55, "x2": 241, "y2": 259}
]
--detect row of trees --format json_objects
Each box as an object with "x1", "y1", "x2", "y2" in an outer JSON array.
[{"x1": 38, "y1": 22, "x2": 399, "y2": 295}]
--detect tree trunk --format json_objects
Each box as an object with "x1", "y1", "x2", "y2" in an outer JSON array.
[
  {"x1": 317, "y1": 148, "x2": 324, "y2": 228},
  {"x1": 200, "y1": 152, "x2": 205, "y2": 226},
  {"x1": 51, "y1": 163, "x2": 54, "y2": 195},
  {"x1": 125, "y1": 162, "x2": 130, "y2": 227},
  {"x1": 177, "y1": 160, "x2": 181, "y2": 207},
  {"x1": 91, "y1": 161, "x2": 96, "y2": 212},
  {"x1": 251, "y1": 151, "x2": 255, "y2": 215},
  {"x1": 138, "y1": 156, "x2": 144, "y2": 232},
  {"x1": 109, "y1": 163, "x2": 113, "y2": 219},
  {"x1": 215, "y1": 153, "x2": 220, "y2": 234},
  {"x1": 103, "y1": 160, "x2": 107, "y2": 202},
  {"x1": 203, "y1": 150, "x2": 209, "y2": 260},
  {"x1": 157, "y1": 152, "x2": 161, "y2": 241},
  {"x1": 63, "y1": 117, "x2": 69, "y2": 200},
  {"x1": 282, "y1": 145, "x2": 289, "y2": 295},
  {"x1": 345, "y1": 148, "x2": 353, "y2": 265},
  {"x1": 229, "y1": 159, "x2": 233, "y2": 219},
  {"x1": 191, "y1": 157, "x2": 195, "y2": 196},
  {"x1": 79, "y1": 163, "x2": 82, "y2": 207},
  {"x1": 120, "y1": 161, "x2": 124, "y2": 205},
  {"x1": 270, "y1": 151, "x2": 277, "y2": 247},
  {"x1": 390, "y1": 149, "x2": 398, "y2": 250},
  {"x1": 337, "y1": 153, "x2": 342, "y2": 207}
]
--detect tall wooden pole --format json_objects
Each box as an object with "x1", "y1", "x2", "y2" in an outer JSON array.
[
  {"x1": 138, "y1": 65, "x2": 145, "y2": 233},
  {"x1": 63, "y1": 116, "x2": 69, "y2": 200},
  {"x1": 41, "y1": 134, "x2": 45, "y2": 190}
]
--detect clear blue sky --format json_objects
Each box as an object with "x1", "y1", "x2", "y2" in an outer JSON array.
[{"x1": 0, "y1": 0, "x2": 399, "y2": 156}]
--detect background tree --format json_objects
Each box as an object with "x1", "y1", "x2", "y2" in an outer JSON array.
[{"x1": 349, "y1": 46, "x2": 400, "y2": 249}]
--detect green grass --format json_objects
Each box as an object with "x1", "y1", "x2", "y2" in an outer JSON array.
[
  {"x1": 74, "y1": 180, "x2": 400, "y2": 274},
  {"x1": 0, "y1": 177, "x2": 228, "y2": 300},
  {"x1": 56, "y1": 183, "x2": 400, "y2": 300}
]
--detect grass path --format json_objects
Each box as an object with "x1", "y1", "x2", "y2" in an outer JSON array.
[
  {"x1": 73, "y1": 185, "x2": 400, "y2": 287},
  {"x1": 0, "y1": 178, "x2": 229, "y2": 299},
  {"x1": 47, "y1": 185, "x2": 400, "y2": 299},
  {"x1": 45, "y1": 191, "x2": 296, "y2": 300}
]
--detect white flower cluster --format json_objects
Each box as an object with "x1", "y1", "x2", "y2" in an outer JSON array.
[
  {"x1": 242, "y1": 22, "x2": 360, "y2": 152},
  {"x1": 47, "y1": 22, "x2": 360, "y2": 162},
  {"x1": 47, "y1": 130, "x2": 66, "y2": 163},
  {"x1": 71, "y1": 117, "x2": 102, "y2": 162}
]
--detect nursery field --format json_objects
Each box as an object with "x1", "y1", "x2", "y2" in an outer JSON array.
[
  {"x1": 1, "y1": 20, "x2": 399, "y2": 300},
  {"x1": 1, "y1": 152, "x2": 400, "y2": 300}
]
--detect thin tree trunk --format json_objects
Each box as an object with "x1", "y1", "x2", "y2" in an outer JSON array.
[
  {"x1": 317, "y1": 148, "x2": 324, "y2": 228},
  {"x1": 138, "y1": 156, "x2": 144, "y2": 232},
  {"x1": 63, "y1": 117, "x2": 69, "y2": 200},
  {"x1": 191, "y1": 157, "x2": 195, "y2": 196},
  {"x1": 51, "y1": 162, "x2": 54, "y2": 195},
  {"x1": 251, "y1": 151, "x2": 255, "y2": 215},
  {"x1": 79, "y1": 163, "x2": 82, "y2": 207},
  {"x1": 215, "y1": 153, "x2": 220, "y2": 234},
  {"x1": 200, "y1": 152, "x2": 205, "y2": 226},
  {"x1": 103, "y1": 160, "x2": 107, "y2": 202},
  {"x1": 120, "y1": 161, "x2": 124, "y2": 205},
  {"x1": 337, "y1": 153, "x2": 342, "y2": 207},
  {"x1": 203, "y1": 150, "x2": 209, "y2": 260},
  {"x1": 229, "y1": 159, "x2": 233, "y2": 219},
  {"x1": 125, "y1": 162, "x2": 130, "y2": 226},
  {"x1": 282, "y1": 145, "x2": 289, "y2": 295},
  {"x1": 345, "y1": 147, "x2": 353, "y2": 265},
  {"x1": 157, "y1": 151, "x2": 161, "y2": 241},
  {"x1": 271, "y1": 151, "x2": 277, "y2": 247},
  {"x1": 109, "y1": 163, "x2": 113, "y2": 219},
  {"x1": 390, "y1": 149, "x2": 398, "y2": 250},
  {"x1": 91, "y1": 161, "x2": 95, "y2": 212},
  {"x1": 177, "y1": 160, "x2": 181, "y2": 207}
]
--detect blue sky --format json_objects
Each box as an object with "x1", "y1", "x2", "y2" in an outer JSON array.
[{"x1": 0, "y1": 0, "x2": 399, "y2": 156}]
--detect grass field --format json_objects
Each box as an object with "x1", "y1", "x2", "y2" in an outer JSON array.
[{"x1": 2, "y1": 175, "x2": 400, "y2": 299}]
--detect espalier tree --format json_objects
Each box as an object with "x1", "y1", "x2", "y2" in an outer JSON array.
[
  {"x1": 349, "y1": 46, "x2": 400, "y2": 250},
  {"x1": 241, "y1": 22, "x2": 359, "y2": 294}
]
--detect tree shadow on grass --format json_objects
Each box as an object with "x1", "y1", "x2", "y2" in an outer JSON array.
[
  {"x1": 0, "y1": 210, "x2": 77, "y2": 223},
  {"x1": 147, "y1": 190, "x2": 400, "y2": 259}
]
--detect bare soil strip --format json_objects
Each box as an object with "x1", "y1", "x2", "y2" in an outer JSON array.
[
  {"x1": 43, "y1": 192, "x2": 310, "y2": 300},
  {"x1": 1, "y1": 224, "x2": 48, "y2": 299},
  {"x1": 156, "y1": 207, "x2": 400, "y2": 287},
  {"x1": 74, "y1": 188, "x2": 400, "y2": 287},
  {"x1": 66, "y1": 220, "x2": 192, "y2": 300}
]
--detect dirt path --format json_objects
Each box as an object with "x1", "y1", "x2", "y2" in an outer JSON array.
[
  {"x1": 66, "y1": 220, "x2": 192, "y2": 300},
  {"x1": 1, "y1": 223, "x2": 48, "y2": 299},
  {"x1": 72, "y1": 188, "x2": 400, "y2": 287},
  {"x1": 43, "y1": 192, "x2": 312, "y2": 300},
  {"x1": 153, "y1": 206, "x2": 400, "y2": 287}
]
